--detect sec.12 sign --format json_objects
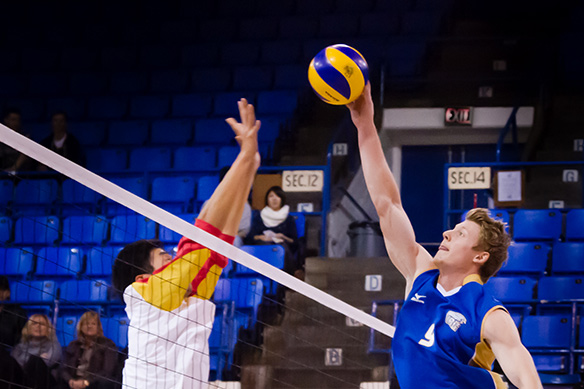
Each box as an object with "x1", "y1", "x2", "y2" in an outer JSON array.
[{"x1": 445, "y1": 107, "x2": 472, "y2": 126}]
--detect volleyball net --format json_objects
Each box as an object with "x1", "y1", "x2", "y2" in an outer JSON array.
[{"x1": 0, "y1": 123, "x2": 397, "y2": 389}]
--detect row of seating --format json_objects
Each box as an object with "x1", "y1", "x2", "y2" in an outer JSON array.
[
  {"x1": 499, "y1": 241, "x2": 584, "y2": 277},
  {"x1": 462, "y1": 208, "x2": 584, "y2": 241}
]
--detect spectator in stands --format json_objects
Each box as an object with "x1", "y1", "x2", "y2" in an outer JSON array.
[
  {"x1": 61, "y1": 311, "x2": 118, "y2": 389},
  {"x1": 1, "y1": 108, "x2": 36, "y2": 172},
  {"x1": 246, "y1": 185, "x2": 304, "y2": 277},
  {"x1": 202, "y1": 166, "x2": 252, "y2": 248},
  {"x1": 37, "y1": 111, "x2": 86, "y2": 171},
  {"x1": 12, "y1": 313, "x2": 62, "y2": 389},
  {"x1": 0, "y1": 276, "x2": 28, "y2": 351}
]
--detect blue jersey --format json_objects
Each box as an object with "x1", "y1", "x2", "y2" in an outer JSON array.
[{"x1": 393, "y1": 269, "x2": 507, "y2": 389}]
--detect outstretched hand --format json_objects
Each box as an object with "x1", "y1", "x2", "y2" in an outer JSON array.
[
  {"x1": 346, "y1": 83, "x2": 374, "y2": 130},
  {"x1": 225, "y1": 98, "x2": 261, "y2": 152}
]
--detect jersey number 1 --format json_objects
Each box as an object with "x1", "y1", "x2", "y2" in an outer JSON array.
[{"x1": 418, "y1": 323, "x2": 435, "y2": 348}]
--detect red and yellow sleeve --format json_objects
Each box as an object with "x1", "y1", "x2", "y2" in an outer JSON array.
[{"x1": 132, "y1": 219, "x2": 235, "y2": 311}]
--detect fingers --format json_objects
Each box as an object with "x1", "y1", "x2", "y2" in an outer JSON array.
[{"x1": 225, "y1": 117, "x2": 238, "y2": 130}]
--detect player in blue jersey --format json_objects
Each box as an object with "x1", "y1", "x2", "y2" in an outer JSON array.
[{"x1": 347, "y1": 84, "x2": 542, "y2": 389}]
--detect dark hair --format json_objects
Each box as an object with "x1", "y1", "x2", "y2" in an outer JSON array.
[
  {"x1": 3, "y1": 107, "x2": 21, "y2": 120},
  {"x1": 112, "y1": 239, "x2": 163, "y2": 294},
  {"x1": 0, "y1": 275, "x2": 9, "y2": 291},
  {"x1": 51, "y1": 111, "x2": 68, "y2": 121},
  {"x1": 264, "y1": 185, "x2": 286, "y2": 207}
]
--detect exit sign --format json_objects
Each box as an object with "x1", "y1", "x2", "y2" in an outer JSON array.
[{"x1": 445, "y1": 107, "x2": 472, "y2": 126}]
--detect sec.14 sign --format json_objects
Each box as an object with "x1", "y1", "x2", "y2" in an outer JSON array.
[
  {"x1": 448, "y1": 167, "x2": 491, "y2": 190},
  {"x1": 282, "y1": 170, "x2": 324, "y2": 192}
]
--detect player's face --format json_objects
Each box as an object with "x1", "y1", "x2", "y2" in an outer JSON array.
[
  {"x1": 434, "y1": 220, "x2": 483, "y2": 270},
  {"x1": 267, "y1": 191, "x2": 282, "y2": 211},
  {"x1": 149, "y1": 248, "x2": 173, "y2": 272}
]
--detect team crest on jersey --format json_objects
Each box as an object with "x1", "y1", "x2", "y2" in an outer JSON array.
[{"x1": 445, "y1": 311, "x2": 467, "y2": 332}]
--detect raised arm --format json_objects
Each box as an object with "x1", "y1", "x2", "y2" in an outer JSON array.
[
  {"x1": 347, "y1": 84, "x2": 434, "y2": 290},
  {"x1": 484, "y1": 310, "x2": 542, "y2": 388}
]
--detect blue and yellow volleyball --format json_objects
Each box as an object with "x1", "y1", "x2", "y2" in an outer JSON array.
[{"x1": 308, "y1": 44, "x2": 369, "y2": 105}]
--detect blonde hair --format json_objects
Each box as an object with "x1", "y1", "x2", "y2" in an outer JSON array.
[
  {"x1": 76, "y1": 311, "x2": 104, "y2": 343},
  {"x1": 465, "y1": 208, "x2": 511, "y2": 282},
  {"x1": 21, "y1": 314, "x2": 56, "y2": 343}
]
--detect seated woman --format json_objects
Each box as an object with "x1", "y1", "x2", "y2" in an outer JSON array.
[
  {"x1": 11, "y1": 313, "x2": 62, "y2": 389},
  {"x1": 246, "y1": 185, "x2": 303, "y2": 276},
  {"x1": 61, "y1": 311, "x2": 118, "y2": 389}
]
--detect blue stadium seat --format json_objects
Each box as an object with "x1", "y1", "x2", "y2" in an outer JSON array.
[
  {"x1": 0, "y1": 216, "x2": 12, "y2": 243},
  {"x1": 552, "y1": 243, "x2": 584, "y2": 274},
  {"x1": 181, "y1": 45, "x2": 220, "y2": 68},
  {"x1": 13, "y1": 179, "x2": 59, "y2": 215},
  {"x1": 14, "y1": 216, "x2": 60, "y2": 245},
  {"x1": 36, "y1": 247, "x2": 83, "y2": 278},
  {"x1": 150, "y1": 70, "x2": 189, "y2": 93},
  {"x1": 538, "y1": 276, "x2": 584, "y2": 300},
  {"x1": 239, "y1": 18, "x2": 279, "y2": 41},
  {"x1": 85, "y1": 148, "x2": 127, "y2": 172},
  {"x1": 61, "y1": 215, "x2": 108, "y2": 245},
  {"x1": 11, "y1": 280, "x2": 57, "y2": 304},
  {"x1": 100, "y1": 46, "x2": 138, "y2": 71},
  {"x1": 260, "y1": 42, "x2": 302, "y2": 65},
  {"x1": 107, "y1": 120, "x2": 149, "y2": 146},
  {"x1": 158, "y1": 213, "x2": 198, "y2": 243},
  {"x1": 139, "y1": 45, "x2": 180, "y2": 70},
  {"x1": 513, "y1": 210, "x2": 563, "y2": 241},
  {"x1": 484, "y1": 276, "x2": 536, "y2": 303},
  {"x1": 59, "y1": 279, "x2": 109, "y2": 304},
  {"x1": 566, "y1": 209, "x2": 584, "y2": 240},
  {"x1": 214, "y1": 278, "x2": 263, "y2": 328},
  {"x1": 4, "y1": 98, "x2": 45, "y2": 121},
  {"x1": 104, "y1": 177, "x2": 147, "y2": 216},
  {"x1": 69, "y1": 122, "x2": 107, "y2": 146},
  {"x1": 257, "y1": 116, "x2": 285, "y2": 142},
  {"x1": 102, "y1": 315, "x2": 129, "y2": 349},
  {"x1": 128, "y1": 148, "x2": 171, "y2": 171},
  {"x1": 60, "y1": 47, "x2": 99, "y2": 71},
  {"x1": 69, "y1": 72, "x2": 108, "y2": 96},
  {"x1": 88, "y1": 96, "x2": 128, "y2": 120},
  {"x1": 195, "y1": 119, "x2": 237, "y2": 144},
  {"x1": 232, "y1": 66, "x2": 273, "y2": 91},
  {"x1": 290, "y1": 212, "x2": 306, "y2": 239},
  {"x1": 86, "y1": 246, "x2": 123, "y2": 278},
  {"x1": 257, "y1": 90, "x2": 297, "y2": 115},
  {"x1": 110, "y1": 215, "x2": 157, "y2": 244},
  {"x1": 0, "y1": 178, "x2": 12, "y2": 203},
  {"x1": 171, "y1": 93, "x2": 213, "y2": 118},
  {"x1": 522, "y1": 316, "x2": 571, "y2": 372},
  {"x1": 1, "y1": 247, "x2": 34, "y2": 279},
  {"x1": 174, "y1": 147, "x2": 217, "y2": 171},
  {"x1": 213, "y1": 92, "x2": 256, "y2": 117},
  {"x1": 318, "y1": 14, "x2": 359, "y2": 38},
  {"x1": 196, "y1": 176, "x2": 220, "y2": 205},
  {"x1": 499, "y1": 242, "x2": 549, "y2": 277},
  {"x1": 237, "y1": 245, "x2": 285, "y2": 295},
  {"x1": 217, "y1": 146, "x2": 239, "y2": 168},
  {"x1": 46, "y1": 97, "x2": 86, "y2": 121},
  {"x1": 151, "y1": 176, "x2": 195, "y2": 214},
  {"x1": 130, "y1": 95, "x2": 170, "y2": 119},
  {"x1": 279, "y1": 16, "x2": 318, "y2": 40},
  {"x1": 150, "y1": 119, "x2": 193, "y2": 145},
  {"x1": 190, "y1": 67, "x2": 231, "y2": 92},
  {"x1": 61, "y1": 179, "x2": 103, "y2": 215},
  {"x1": 110, "y1": 71, "x2": 149, "y2": 94},
  {"x1": 56, "y1": 315, "x2": 79, "y2": 347},
  {"x1": 274, "y1": 64, "x2": 306, "y2": 89}
]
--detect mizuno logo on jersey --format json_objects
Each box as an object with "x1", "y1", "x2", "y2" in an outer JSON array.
[
  {"x1": 411, "y1": 293, "x2": 426, "y2": 303},
  {"x1": 445, "y1": 311, "x2": 467, "y2": 332}
]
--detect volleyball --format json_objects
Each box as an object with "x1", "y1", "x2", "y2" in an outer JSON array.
[{"x1": 308, "y1": 44, "x2": 369, "y2": 105}]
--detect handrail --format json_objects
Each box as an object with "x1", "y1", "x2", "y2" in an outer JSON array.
[{"x1": 496, "y1": 106, "x2": 519, "y2": 162}]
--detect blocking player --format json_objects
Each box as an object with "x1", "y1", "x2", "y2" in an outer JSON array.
[
  {"x1": 347, "y1": 84, "x2": 542, "y2": 388},
  {"x1": 112, "y1": 99, "x2": 260, "y2": 389}
]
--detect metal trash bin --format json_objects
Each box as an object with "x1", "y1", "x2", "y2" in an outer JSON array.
[{"x1": 347, "y1": 221, "x2": 387, "y2": 257}]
